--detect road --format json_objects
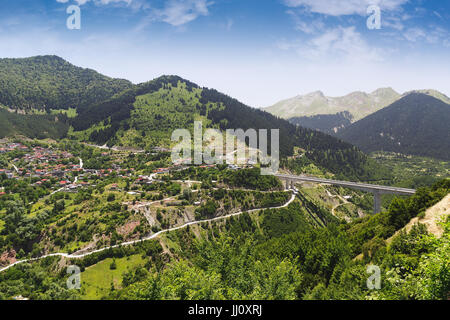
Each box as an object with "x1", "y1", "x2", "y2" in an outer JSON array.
[
  {"x1": 0, "y1": 191, "x2": 296, "y2": 273},
  {"x1": 276, "y1": 174, "x2": 416, "y2": 195},
  {"x1": 10, "y1": 163, "x2": 18, "y2": 173}
]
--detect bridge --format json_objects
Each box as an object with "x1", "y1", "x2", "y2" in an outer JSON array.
[{"x1": 275, "y1": 174, "x2": 416, "y2": 214}]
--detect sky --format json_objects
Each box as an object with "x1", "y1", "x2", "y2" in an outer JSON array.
[{"x1": 0, "y1": 0, "x2": 449, "y2": 107}]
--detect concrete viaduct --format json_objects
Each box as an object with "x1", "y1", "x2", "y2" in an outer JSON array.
[{"x1": 275, "y1": 174, "x2": 416, "y2": 214}]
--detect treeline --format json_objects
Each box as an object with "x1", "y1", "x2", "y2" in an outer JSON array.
[
  {"x1": 289, "y1": 111, "x2": 353, "y2": 135},
  {"x1": 72, "y1": 76, "x2": 198, "y2": 133},
  {"x1": 68, "y1": 75, "x2": 391, "y2": 182},
  {"x1": 0, "y1": 55, "x2": 131, "y2": 111},
  {"x1": 110, "y1": 179, "x2": 449, "y2": 300},
  {"x1": 0, "y1": 109, "x2": 69, "y2": 139}
]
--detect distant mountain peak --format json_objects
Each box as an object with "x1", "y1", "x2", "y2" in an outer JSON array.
[
  {"x1": 338, "y1": 92, "x2": 450, "y2": 160},
  {"x1": 371, "y1": 87, "x2": 397, "y2": 95},
  {"x1": 402, "y1": 89, "x2": 450, "y2": 104},
  {"x1": 265, "y1": 88, "x2": 401, "y2": 121}
]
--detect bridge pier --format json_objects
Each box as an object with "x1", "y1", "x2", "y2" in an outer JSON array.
[
  {"x1": 285, "y1": 179, "x2": 290, "y2": 190},
  {"x1": 373, "y1": 191, "x2": 382, "y2": 214},
  {"x1": 291, "y1": 180, "x2": 295, "y2": 190}
]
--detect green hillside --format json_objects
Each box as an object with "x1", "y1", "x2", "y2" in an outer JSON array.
[
  {"x1": 338, "y1": 93, "x2": 450, "y2": 160},
  {"x1": 71, "y1": 76, "x2": 390, "y2": 181},
  {"x1": 0, "y1": 108, "x2": 69, "y2": 139},
  {"x1": 0, "y1": 55, "x2": 132, "y2": 111},
  {"x1": 0, "y1": 56, "x2": 390, "y2": 181},
  {"x1": 289, "y1": 111, "x2": 353, "y2": 135}
]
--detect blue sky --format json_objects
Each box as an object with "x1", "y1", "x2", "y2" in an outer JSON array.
[{"x1": 0, "y1": 0, "x2": 449, "y2": 107}]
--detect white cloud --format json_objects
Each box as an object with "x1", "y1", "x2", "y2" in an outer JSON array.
[
  {"x1": 154, "y1": 0, "x2": 211, "y2": 26},
  {"x1": 283, "y1": 0, "x2": 408, "y2": 16},
  {"x1": 286, "y1": 10, "x2": 325, "y2": 34},
  {"x1": 57, "y1": 0, "x2": 132, "y2": 5},
  {"x1": 403, "y1": 27, "x2": 449, "y2": 45},
  {"x1": 56, "y1": 0, "x2": 211, "y2": 26},
  {"x1": 295, "y1": 26, "x2": 384, "y2": 62}
]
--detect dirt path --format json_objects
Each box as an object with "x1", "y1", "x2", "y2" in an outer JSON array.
[{"x1": 325, "y1": 189, "x2": 352, "y2": 221}]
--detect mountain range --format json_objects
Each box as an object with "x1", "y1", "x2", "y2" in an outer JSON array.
[
  {"x1": 264, "y1": 88, "x2": 401, "y2": 122},
  {"x1": 0, "y1": 55, "x2": 388, "y2": 181},
  {"x1": 337, "y1": 93, "x2": 450, "y2": 160}
]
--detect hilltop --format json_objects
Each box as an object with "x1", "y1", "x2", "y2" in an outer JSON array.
[
  {"x1": 0, "y1": 55, "x2": 132, "y2": 112},
  {"x1": 337, "y1": 93, "x2": 450, "y2": 160}
]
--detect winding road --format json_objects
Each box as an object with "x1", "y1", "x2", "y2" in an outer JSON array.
[{"x1": 0, "y1": 190, "x2": 296, "y2": 273}]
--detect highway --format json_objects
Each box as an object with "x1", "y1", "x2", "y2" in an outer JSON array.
[
  {"x1": 275, "y1": 174, "x2": 416, "y2": 195},
  {"x1": 275, "y1": 173, "x2": 416, "y2": 214}
]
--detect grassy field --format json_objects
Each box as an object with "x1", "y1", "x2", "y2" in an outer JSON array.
[
  {"x1": 80, "y1": 254, "x2": 146, "y2": 299},
  {"x1": 51, "y1": 108, "x2": 78, "y2": 118}
]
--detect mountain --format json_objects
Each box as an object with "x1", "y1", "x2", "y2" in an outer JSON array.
[
  {"x1": 289, "y1": 111, "x2": 353, "y2": 135},
  {"x1": 264, "y1": 88, "x2": 401, "y2": 121},
  {"x1": 70, "y1": 75, "x2": 389, "y2": 181},
  {"x1": 0, "y1": 55, "x2": 389, "y2": 181},
  {"x1": 0, "y1": 55, "x2": 132, "y2": 112},
  {"x1": 337, "y1": 93, "x2": 450, "y2": 160},
  {"x1": 404, "y1": 89, "x2": 450, "y2": 104}
]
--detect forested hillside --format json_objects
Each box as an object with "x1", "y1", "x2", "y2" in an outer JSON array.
[
  {"x1": 0, "y1": 56, "x2": 132, "y2": 111},
  {"x1": 71, "y1": 76, "x2": 390, "y2": 181},
  {"x1": 0, "y1": 108, "x2": 69, "y2": 139},
  {"x1": 289, "y1": 111, "x2": 353, "y2": 135},
  {"x1": 112, "y1": 179, "x2": 450, "y2": 300},
  {"x1": 3, "y1": 178, "x2": 445, "y2": 300},
  {"x1": 0, "y1": 56, "x2": 392, "y2": 182},
  {"x1": 338, "y1": 93, "x2": 450, "y2": 160}
]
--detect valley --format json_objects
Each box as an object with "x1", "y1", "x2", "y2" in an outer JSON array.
[{"x1": 0, "y1": 56, "x2": 448, "y2": 301}]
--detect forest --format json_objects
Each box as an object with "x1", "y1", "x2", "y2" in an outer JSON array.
[{"x1": 1, "y1": 178, "x2": 447, "y2": 300}]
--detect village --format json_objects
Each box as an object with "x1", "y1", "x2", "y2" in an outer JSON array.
[{"x1": 0, "y1": 140, "x2": 256, "y2": 199}]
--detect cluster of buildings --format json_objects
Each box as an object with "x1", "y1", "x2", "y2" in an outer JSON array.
[
  {"x1": 10, "y1": 146, "x2": 80, "y2": 180},
  {"x1": 0, "y1": 142, "x2": 28, "y2": 154}
]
